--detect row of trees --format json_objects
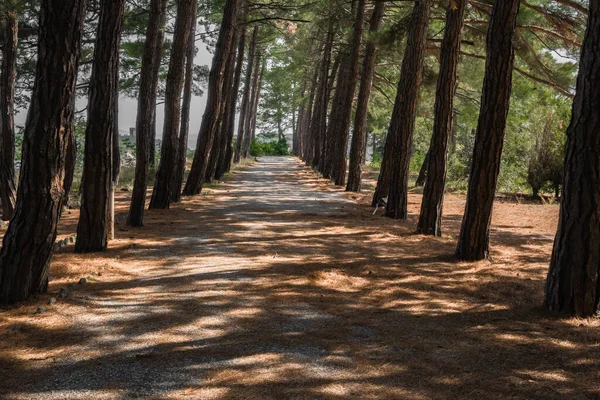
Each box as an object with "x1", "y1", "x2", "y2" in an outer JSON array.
[
  {"x1": 0, "y1": 0, "x2": 598, "y2": 317},
  {"x1": 0, "y1": 0, "x2": 276, "y2": 303},
  {"x1": 283, "y1": 0, "x2": 596, "y2": 316}
]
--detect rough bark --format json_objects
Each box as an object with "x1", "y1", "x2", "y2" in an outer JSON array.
[
  {"x1": 233, "y1": 25, "x2": 258, "y2": 164},
  {"x1": 372, "y1": 128, "x2": 394, "y2": 207},
  {"x1": 417, "y1": 0, "x2": 466, "y2": 236},
  {"x1": 385, "y1": 0, "x2": 432, "y2": 220},
  {"x1": 63, "y1": 96, "x2": 77, "y2": 208},
  {"x1": 415, "y1": 150, "x2": 429, "y2": 187},
  {"x1": 327, "y1": 0, "x2": 366, "y2": 186},
  {"x1": 217, "y1": 23, "x2": 246, "y2": 179},
  {"x1": 292, "y1": 105, "x2": 297, "y2": 150},
  {"x1": 319, "y1": 53, "x2": 341, "y2": 174},
  {"x1": 302, "y1": 64, "x2": 320, "y2": 163},
  {"x1": 346, "y1": 1, "x2": 385, "y2": 192},
  {"x1": 294, "y1": 79, "x2": 308, "y2": 156},
  {"x1": 311, "y1": 24, "x2": 335, "y2": 169},
  {"x1": 206, "y1": 22, "x2": 239, "y2": 183},
  {"x1": 183, "y1": 0, "x2": 240, "y2": 196},
  {"x1": 244, "y1": 55, "x2": 264, "y2": 158},
  {"x1": 109, "y1": 56, "x2": 120, "y2": 241},
  {"x1": 0, "y1": 11, "x2": 17, "y2": 221},
  {"x1": 75, "y1": 0, "x2": 125, "y2": 252},
  {"x1": 544, "y1": 2, "x2": 600, "y2": 317},
  {"x1": 172, "y1": 7, "x2": 198, "y2": 203},
  {"x1": 0, "y1": 0, "x2": 87, "y2": 304},
  {"x1": 455, "y1": 0, "x2": 521, "y2": 261},
  {"x1": 150, "y1": 0, "x2": 196, "y2": 209},
  {"x1": 250, "y1": 61, "x2": 265, "y2": 143},
  {"x1": 128, "y1": 0, "x2": 167, "y2": 227},
  {"x1": 149, "y1": 14, "x2": 167, "y2": 168}
]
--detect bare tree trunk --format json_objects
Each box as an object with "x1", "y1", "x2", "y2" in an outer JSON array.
[
  {"x1": 244, "y1": 54, "x2": 264, "y2": 158},
  {"x1": 233, "y1": 25, "x2": 257, "y2": 164},
  {"x1": 0, "y1": 11, "x2": 17, "y2": 221},
  {"x1": 206, "y1": 20, "x2": 239, "y2": 182},
  {"x1": 545, "y1": 2, "x2": 600, "y2": 317},
  {"x1": 302, "y1": 64, "x2": 319, "y2": 163},
  {"x1": 250, "y1": 62, "x2": 264, "y2": 142},
  {"x1": 417, "y1": 0, "x2": 466, "y2": 236},
  {"x1": 310, "y1": 23, "x2": 335, "y2": 169},
  {"x1": 183, "y1": 0, "x2": 240, "y2": 196},
  {"x1": 128, "y1": 0, "x2": 167, "y2": 227},
  {"x1": 0, "y1": 0, "x2": 87, "y2": 304},
  {"x1": 217, "y1": 22, "x2": 246, "y2": 179},
  {"x1": 295, "y1": 79, "x2": 308, "y2": 156},
  {"x1": 63, "y1": 95, "x2": 77, "y2": 208},
  {"x1": 346, "y1": 1, "x2": 385, "y2": 192},
  {"x1": 385, "y1": 0, "x2": 432, "y2": 220},
  {"x1": 327, "y1": 0, "x2": 366, "y2": 186},
  {"x1": 172, "y1": 8, "x2": 198, "y2": 202},
  {"x1": 76, "y1": 0, "x2": 125, "y2": 252},
  {"x1": 149, "y1": 16, "x2": 166, "y2": 168},
  {"x1": 109, "y1": 58, "x2": 121, "y2": 241},
  {"x1": 319, "y1": 52, "x2": 341, "y2": 174},
  {"x1": 150, "y1": 0, "x2": 197, "y2": 209},
  {"x1": 455, "y1": 0, "x2": 521, "y2": 261},
  {"x1": 415, "y1": 150, "x2": 430, "y2": 187}
]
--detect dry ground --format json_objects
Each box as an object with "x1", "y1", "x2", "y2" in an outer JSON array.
[{"x1": 0, "y1": 156, "x2": 598, "y2": 399}]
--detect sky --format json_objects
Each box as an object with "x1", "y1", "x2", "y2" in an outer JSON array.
[{"x1": 15, "y1": 39, "x2": 215, "y2": 149}]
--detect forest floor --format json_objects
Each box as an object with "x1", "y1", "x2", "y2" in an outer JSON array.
[{"x1": 0, "y1": 156, "x2": 599, "y2": 400}]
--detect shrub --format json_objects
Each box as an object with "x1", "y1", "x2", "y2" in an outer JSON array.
[
  {"x1": 249, "y1": 138, "x2": 290, "y2": 157},
  {"x1": 527, "y1": 113, "x2": 564, "y2": 197}
]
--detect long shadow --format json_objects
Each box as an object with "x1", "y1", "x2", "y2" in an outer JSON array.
[{"x1": 0, "y1": 157, "x2": 596, "y2": 399}]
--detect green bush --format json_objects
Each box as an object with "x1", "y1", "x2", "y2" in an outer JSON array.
[{"x1": 249, "y1": 138, "x2": 290, "y2": 157}]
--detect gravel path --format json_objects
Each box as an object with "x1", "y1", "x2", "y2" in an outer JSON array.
[
  {"x1": 3, "y1": 157, "x2": 366, "y2": 400},
  {"x1": 2, "y1": 157, "x2": 597, "y2": 400}
]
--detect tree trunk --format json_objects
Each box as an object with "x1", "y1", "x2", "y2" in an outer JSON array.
[
  {"x1": 233, "y1": 25, "x2": 257, "y2": 164},
  {"x1": 318, "y1": 52, "x2": 341, "y2": 174},
  {"x1": 310, "y1": 23, "x2": 334, "y2": 169},
  {"x1": 172, "y1": 9, "x2": 198, "y2": 202},
  {"x1": 544, "y1": 3, "x2": 600, "y2": 317},
  {"x1": 206, "y1": 22, "x2": 239, "y2": 183},
  {"x1": 327, "y1": 0, "x2": 366, "y2": 186},
  {"x1": 0, "y1": 11, "x2": 17, "y2": 221},
  {"x1": 150, "y1": 0, "x2": 196, "y2": 209},
  {"x1": 128, "y1": 0, "x2": 167, "y2": 227},
  {"x1": 372, "y1": 130, "x2": 394, "y2": 207},
  {"x1": 244, "y1": 54, "x2": 264, "y2": 158},
  {"x1": 216, "y1": 22, "x2": 246, "y2": 179},
  {"x1": 250, "y1": 61, "x2": 265, "y2": 142},
  {"x1": 415, "y1": 150, "x2": 430, "y2": 187},
  {"x1": 302, "y1": 64, "x2": 320, "y2": 163},
  {"x1": 294, "y1": 79, "x2": 308, "y2": 156},
  {"x1": 149, "y1": 16, "x2": 166, "y2": 168},
  {"x1": 417, "y1": 0, "x2": 466, "y2": 236},
  {"x1": 63, "y1": 103, "x2": 77, "y2": 208},
  {"x1": 182, "y1": 0, "x2": 240, "y2": 196},
  {"x1": 0, "y1": 0, "x2": 87, "y2": 304},
  {"x1": 346, "y1": 1, "x2": 385, "y2": 192},
  {"x1": 385, "y1": 0, "x2": 432, "y2": 220},
  {"x1": 109, "y1": 58, "x2": 121, "y2": 241},
  {"x1": 455, "y1": 0, "x2": 521, "y2": 261},
  {"x1": 292, "y1": 105, "x2": 297, "y2": 151},
  {"x1": 75, "y1": 0, "x2": 125, "y2": 252}
]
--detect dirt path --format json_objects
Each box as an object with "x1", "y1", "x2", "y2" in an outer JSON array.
[{"x1": 1, "y1": 157, "x2": 599, "y2": 399}]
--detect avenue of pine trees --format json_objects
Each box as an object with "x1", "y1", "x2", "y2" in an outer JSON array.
[{"x1": 0, "y1": 0, "x2": 598, "y2": 317}]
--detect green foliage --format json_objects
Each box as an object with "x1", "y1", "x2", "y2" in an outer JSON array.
[
  {"x1": 249, "y1": 138, "x2": 290, "y2": 157},
  {"x1": 527, "y1": 112, "x2": 565, "y2": 196}
]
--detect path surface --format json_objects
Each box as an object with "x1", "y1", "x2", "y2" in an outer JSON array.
[{"x1": 1, "y1": 157, "x2": 598, "y2": 399}]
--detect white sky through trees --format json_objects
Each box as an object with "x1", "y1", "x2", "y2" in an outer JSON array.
[{"x1": 15, "y1": 37, "x2": 214, "y2": 149}]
